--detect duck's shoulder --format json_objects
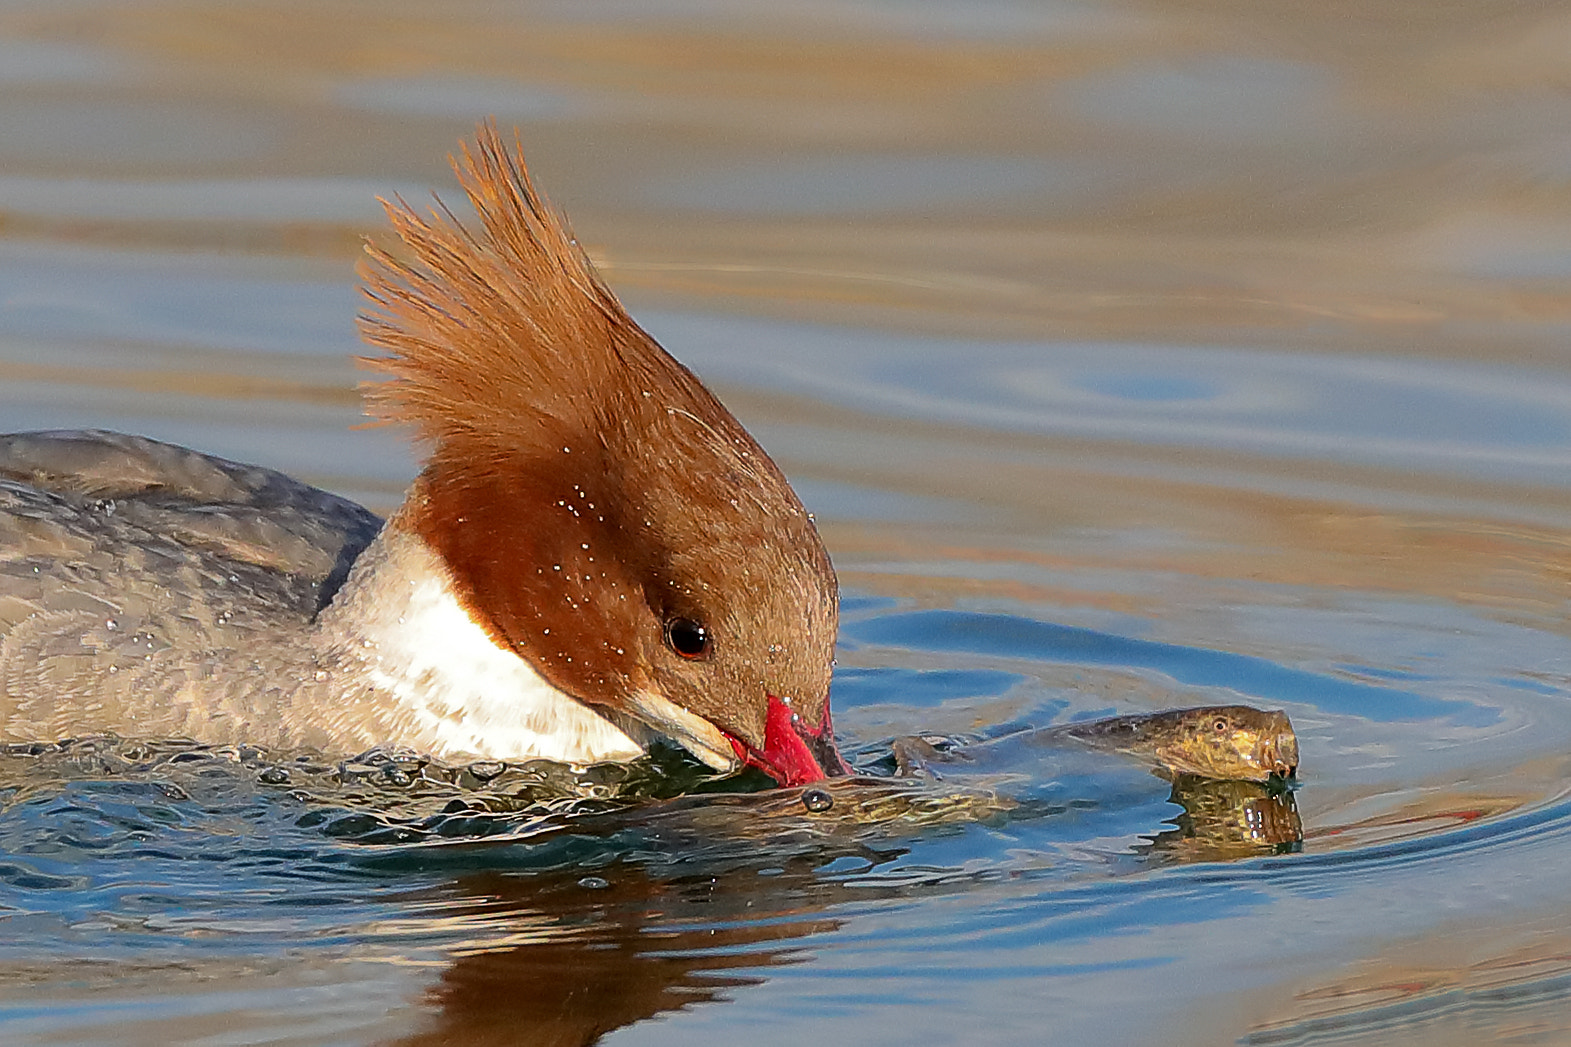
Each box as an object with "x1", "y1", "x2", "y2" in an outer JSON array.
[{"x1": 0, "y1": 430, "x2": 383, "y2": 603}]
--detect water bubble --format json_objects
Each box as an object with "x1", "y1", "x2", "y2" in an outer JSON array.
[
  {"x1": 468, "y1": 760, "x2": 505, "y2": 782},
  {"x1": 802, "y1": 788, "x2": 834, "y2": 813}
]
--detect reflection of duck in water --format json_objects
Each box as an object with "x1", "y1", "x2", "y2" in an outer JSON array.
[
  {"x1": 389, "y1": 862, "x2": 840, "y2": 1047},
  {"x1": 371, "y1": 709, "x2": 1300, "y2": 1047},
  {"x1": 0, "y1": 713, "x2": 1298, "y2": 1047},
  {"x1": 0, "y1": 125, "x2": 844, "y2": 788}
]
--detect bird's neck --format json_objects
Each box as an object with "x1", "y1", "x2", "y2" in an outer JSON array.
[{"x1": 314, "y1": 524, "x2": 649, "y2": 765}]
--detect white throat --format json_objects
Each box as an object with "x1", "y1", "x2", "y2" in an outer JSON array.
[{"x1": 324, "y1": 528, "x2": 646, "y2": 766}]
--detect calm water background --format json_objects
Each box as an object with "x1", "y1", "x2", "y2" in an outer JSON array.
[{"x1": 2, "y1": 1, "x2": 1571, "y2": 1044}]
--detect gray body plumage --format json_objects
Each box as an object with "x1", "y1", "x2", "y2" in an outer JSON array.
[{"x1": 0, "y1": 430, "x2": 393, "y2": 750}]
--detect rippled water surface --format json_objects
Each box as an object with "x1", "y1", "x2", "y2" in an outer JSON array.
[{"x1": 2, "y1": 2, "x2": 1571, "y2": 1044}]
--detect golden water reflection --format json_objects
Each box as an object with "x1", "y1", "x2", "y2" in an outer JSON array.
[{"x1": 0, "y1": 1, "x2": 1566, "y2": 348}]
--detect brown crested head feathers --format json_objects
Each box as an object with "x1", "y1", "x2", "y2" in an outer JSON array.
[{"x1": 356, "y1": 122, "x2": 838, "y2": 756}]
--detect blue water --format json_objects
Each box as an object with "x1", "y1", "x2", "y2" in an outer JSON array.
[
  {"x1": 2, "y1": 1, "x2": 1571, "y2": 1044},
  {"x1": 0, "y1": 586, "x2": 1562, "y2": 1044}
]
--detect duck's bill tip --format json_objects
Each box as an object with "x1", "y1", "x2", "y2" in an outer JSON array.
[{"x1": 730, "y1": 694, "x2": 850, "y2": 787}]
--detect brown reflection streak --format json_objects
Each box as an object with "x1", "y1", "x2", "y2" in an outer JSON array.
[
  {"x1": 0, "y1": 212, "x2": 366, "y2": 257},
  {"x1": 1246, "y1": 926, "x2": 1571, "y2": 1043},
  {"x1": 0, "y1": 359, "x2": 357, "y2": 406},
  {"x1": 1303, "y1": 793, "x2": 1523, "y2": 851},
  {"x1": 383, "y1": 863, "x2": 840, "y2": 1047},
  {"x1": 9, "y1": 4, "x2": 1073, "y2": 115}
]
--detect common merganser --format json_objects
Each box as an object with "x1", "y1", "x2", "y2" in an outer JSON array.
[{"x1": 0, "y1": 125, "x2": 846, "y2": 787}]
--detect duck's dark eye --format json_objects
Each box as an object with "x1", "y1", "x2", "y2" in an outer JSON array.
[
  {"x1": 1213, "y1": 718, "x2": 1230, "y2": 733},
  {"x1": 664, "y1": 617, "x2": 711, "y2": 660}
]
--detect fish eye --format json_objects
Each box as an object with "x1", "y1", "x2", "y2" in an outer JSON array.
[{"x1": 664, "y1": 617, "x2": 711, "y2": 660}]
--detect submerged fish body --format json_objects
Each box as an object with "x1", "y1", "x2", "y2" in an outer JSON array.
[
  {"x1": 894, "y1": 704, "x2": 1300, "y2": 784},
  {"x1": 874, "y1": 704, "x2": 1304, "y2": 857}
]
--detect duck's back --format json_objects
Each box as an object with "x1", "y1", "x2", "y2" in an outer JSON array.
[{"x1": 0, "y1": 430, "x2": 383, "y2": 744}]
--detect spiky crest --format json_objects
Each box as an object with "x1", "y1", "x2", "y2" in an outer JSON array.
[{"x1": 356, "y1": 121, "x2": 719, "y2": 461}]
